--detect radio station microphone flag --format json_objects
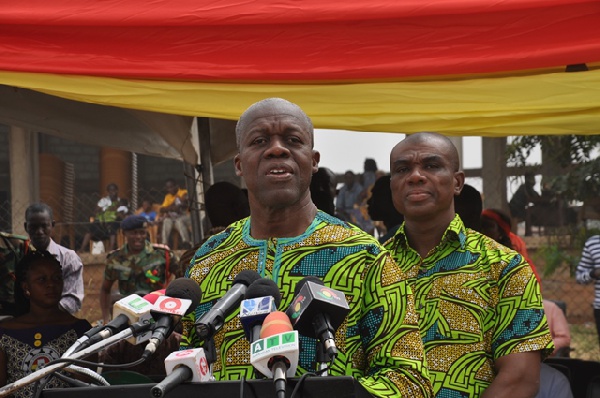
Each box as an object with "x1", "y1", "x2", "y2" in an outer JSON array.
[
  {"x1": 250, "y1": 311, "x2": 299, "y2": 398},
  {"x1": 66, "y1": 293, "x2": 153, "y2": 355},
  {"x1": 150, "y1": 348, "x2": 211, "y2": 398},
  {"x1": 285, "y1": 276, "x2": 349, "y2": 360},
  {"x1": 143, "y1": 278, "x2": 202, "y2": 358},
  {"x1": 240, "y1": 278, "x2": 281, "y2": 343}
]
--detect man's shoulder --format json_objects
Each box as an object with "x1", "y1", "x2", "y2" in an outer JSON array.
[
  {"x1": 106, "y1": 247, "x2": 129, "y2": 262},
  {"x1": 51, "y1": 241, "x2": 83, "y2": 263},
  {"x1": 314, "y1": 212, "x2": 383, "y2": 246},
  {"x1": 586, "y1": 235, "x2": 600, "y2": 245},
  {"x1": 0, "y1": 232, "x2": 29, "y2": 247},
  {"x1": 149, "y1": 243, "x2": 174, "y2": 257}
]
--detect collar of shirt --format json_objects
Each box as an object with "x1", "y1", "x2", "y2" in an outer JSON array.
[{"x1": 392, "y1": 213, "x2": 467, "y2": 254}]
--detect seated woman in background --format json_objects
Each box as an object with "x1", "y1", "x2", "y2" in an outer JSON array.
[
  {"x1": 481, "y1": 208, "x2": 541, "y2": 283},
  {"x1": 0, "y1": 250, "x2": 92, "y2": 397}
]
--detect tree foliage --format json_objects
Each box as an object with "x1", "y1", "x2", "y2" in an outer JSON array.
[{"x1": 506, "y1": 135, "x2": 600, "y2": 202}]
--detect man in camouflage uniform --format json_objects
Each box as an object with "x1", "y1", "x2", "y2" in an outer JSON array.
[
  {"x1": 99, "y1": 215, "x2": 179, "y2": 324},
  {"x1": 0, "y1": 232, "x2": 28, "y2": 316}
]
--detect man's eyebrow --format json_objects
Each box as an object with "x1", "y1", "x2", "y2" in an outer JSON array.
[
  {"x1": 422, "y1": 154, "x2": 444, "y2": 163},
  {"x1": 391, "y1": 158, "x2": 409, "y2": 167}
]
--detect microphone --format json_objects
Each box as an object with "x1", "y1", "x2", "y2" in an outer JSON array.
[
  {"x1": 195, "y1": 270, "x2": 261, "y2": 341},
  {"x1": 240, "y1": 278, "x2": 282, "y2": 343},
  {"x1": 143, "y1": 278, "x2": 202, "y2": 359},
  {"x1": 250, "y1": 311, "x2": 299, "y2": 398},
  {"x1": 66, "y1": 294, "x2": 154, "y2": 355},
  {"x1": 150, "y1": 348, "x2": 211, "y2": 398},
  {"x1": 285, "y1": 276, "x2": 349, "y2": 360}
]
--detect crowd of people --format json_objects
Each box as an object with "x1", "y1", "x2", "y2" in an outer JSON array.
[{"x1": 0, "y1": 97, "x2": 591, "y2": 398}]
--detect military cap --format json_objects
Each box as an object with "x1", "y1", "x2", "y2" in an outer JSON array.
[{"x1": 121, "y1": 215, "x2": 148, "y2": 231}]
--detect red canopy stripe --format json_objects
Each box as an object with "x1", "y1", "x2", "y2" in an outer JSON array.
[{"x1": 0, "y1": 0, "x2": 599, "y2": 80}]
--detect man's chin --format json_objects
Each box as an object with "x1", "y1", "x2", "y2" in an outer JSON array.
[{"x1": 33, "y1": 239, "x2": 50, "y2": 249}]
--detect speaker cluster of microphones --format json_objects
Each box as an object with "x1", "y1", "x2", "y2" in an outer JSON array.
[{"x1": 0, "y1": 273, "x2": 350, "y2": 398}]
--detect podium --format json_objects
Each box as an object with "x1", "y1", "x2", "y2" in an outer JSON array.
[{"x1": 41, "y1": 376, "x2": 373, "y2": 398}]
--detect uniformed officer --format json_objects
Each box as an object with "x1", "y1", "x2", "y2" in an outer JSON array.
[{"x1": 99, "y1": 215, "x2": 179, "y2": 324}]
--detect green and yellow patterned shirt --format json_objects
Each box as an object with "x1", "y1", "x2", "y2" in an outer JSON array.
[
  {"x1": 385, "y1": 214, "x2": 553, "y2": 397},
  {"x1": 181, "y1": 211, "x2": 433, "y2": 398},
  {"x1": 104, "y1": 241, "x2": 178, "y2": 295}
]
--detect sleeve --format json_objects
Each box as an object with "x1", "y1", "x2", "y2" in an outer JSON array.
[
  {"x1": 97, "y1": 197, "x2": 110, "y2": 210},
  {"x1": 167, "y1": 250, "x2": 181, "y2": 278},
  {"x1": 576, "y1": 238, "x2": 596, "y2": 284},
  {"x1": 180, "y1": 259, "x2": 201, "y2": 349},
  {"x1": 161, "y1": 194, "x2": 173, "y2": 208},
  {"x1": 491, "y1": 251, "x2": 554, "y2": 360},
  {"x1": 358, "y1": 251, "x2": 433, "y2": 398},
  {"x1": 104, "y1": 254, "x2": 119, "y2": 281},
  {"x1": 59, "y1": 252, "x2": 84, "y2": 314}
]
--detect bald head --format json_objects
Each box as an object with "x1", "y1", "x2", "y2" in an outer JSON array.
[
  {"x1": 235, "y1": 98, "x2": 314, "y2": 149},
  {"x1": 398, "y1": 132, "x2": 460, "y2": 172}
]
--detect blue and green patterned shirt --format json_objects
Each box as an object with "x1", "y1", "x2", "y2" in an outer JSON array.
[
  {"x1": 181, "y1": 211, "x2": 433, "y2": 398},
  {"x1": 385, "y1": 214, "x2": 553, "y2": 397}
]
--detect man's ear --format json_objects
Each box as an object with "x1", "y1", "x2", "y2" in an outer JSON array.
[
  {"x1": 234, "y1": 154, "x2": 242, "y2": 177},
  {"x1": 454, "y1": 171, "x2": 465, "y2": 196},
  {"x1": 312, "y1": 150, "x2": 321, "y2": 174}
]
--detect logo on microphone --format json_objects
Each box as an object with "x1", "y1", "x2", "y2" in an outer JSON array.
[
  {"x1": 250, "y1": 331, "x2": 299, "y2": 378},
  {"x1": 241, "y1": 296, "x2": 276, "y2": 316},
  {"x1": 316, "y1": 286, "x2": 341, "y2": 301},
  {"x1": 153, "y1": 296, "x2": 193, "y2": 316},
  {"x1": 288, "y1": 295, "x2": 305, "y2": 319},
  {"x1": 198, "y1": 356, "x2": 209, "y2": 376},
  {"x1": 159, "y1": 297, "x2": 182, "y2": 312}
]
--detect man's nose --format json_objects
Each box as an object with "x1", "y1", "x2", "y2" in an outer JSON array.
[
  {"x1": 406, "y1": 167, "x2": 426, "y2": 183},
  {"x1": 265, "y1": 137, "x2": 290, "y2": 157}
]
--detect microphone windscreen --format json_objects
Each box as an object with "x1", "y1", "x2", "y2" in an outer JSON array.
[
  {"x1": 245, "y1": 279, "x2": 282, "y2": 307},
  {"x1": 260, "y1": 311, "x2": 293, "y2": 339},
  {"x1": 143, "y1": 289, "x2": 166, "y2": 304},
  {"x1": 234, "y1": 270, "x2": 261, "y2": 287},
  {"x1": 293, "y1": 276, "x2": 323, "y2": 296},
  {"x1": 165, "y1": 278, "x2": 202, "y2": 314}
]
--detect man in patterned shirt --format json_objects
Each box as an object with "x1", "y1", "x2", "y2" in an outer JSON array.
[
  {"x1": 100, "y1": 215, "x2": 179, "y2": 324},
  {"x1": 385, "y1": 132, "x2": 553, "y2": 397},
  {"x1": 181, "y1": 98, "x2": 433, "y2": 397}
]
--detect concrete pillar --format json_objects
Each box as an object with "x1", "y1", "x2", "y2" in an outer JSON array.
[
  {"x1": 8, "y1": 126, "x2": 38, "y2": 234},
  {"x1": 100, "y1": 147, "x2": 132, "y2": 200},
  {"x1": 481, "y1": 137, "x2": 507, "y2": 211}
]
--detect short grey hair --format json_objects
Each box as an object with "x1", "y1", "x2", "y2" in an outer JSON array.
[{"x1": 235, "y1": 98, "x2": 314, "y2": 149}]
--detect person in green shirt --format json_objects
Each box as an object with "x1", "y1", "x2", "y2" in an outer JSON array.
[
  {"x1": 181, "y1": 98, "x2": 433, "y2": 398},
  {"x1": 385, "y1": 132, "x2": 553, "y2": 398}
]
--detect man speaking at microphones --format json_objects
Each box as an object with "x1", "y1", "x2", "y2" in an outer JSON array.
[{"x1": 180, "y1": 98, "x2": 433, "y2": 397}]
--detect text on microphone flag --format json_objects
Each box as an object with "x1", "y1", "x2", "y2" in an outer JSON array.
[
  {"x1": 250, "y1": 330, "x2": 299, "y2": 377},
  {"x1": 118, "y1": 294, "x2": 153, "y2": 314}
]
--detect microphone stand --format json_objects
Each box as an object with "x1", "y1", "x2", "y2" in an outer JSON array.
[
  {"x1": 316, "y1": 342, "x2": 329, "y2": 376},
  {"x1": 0, "y1": 322, "x2": 152, "y2": 398}
]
